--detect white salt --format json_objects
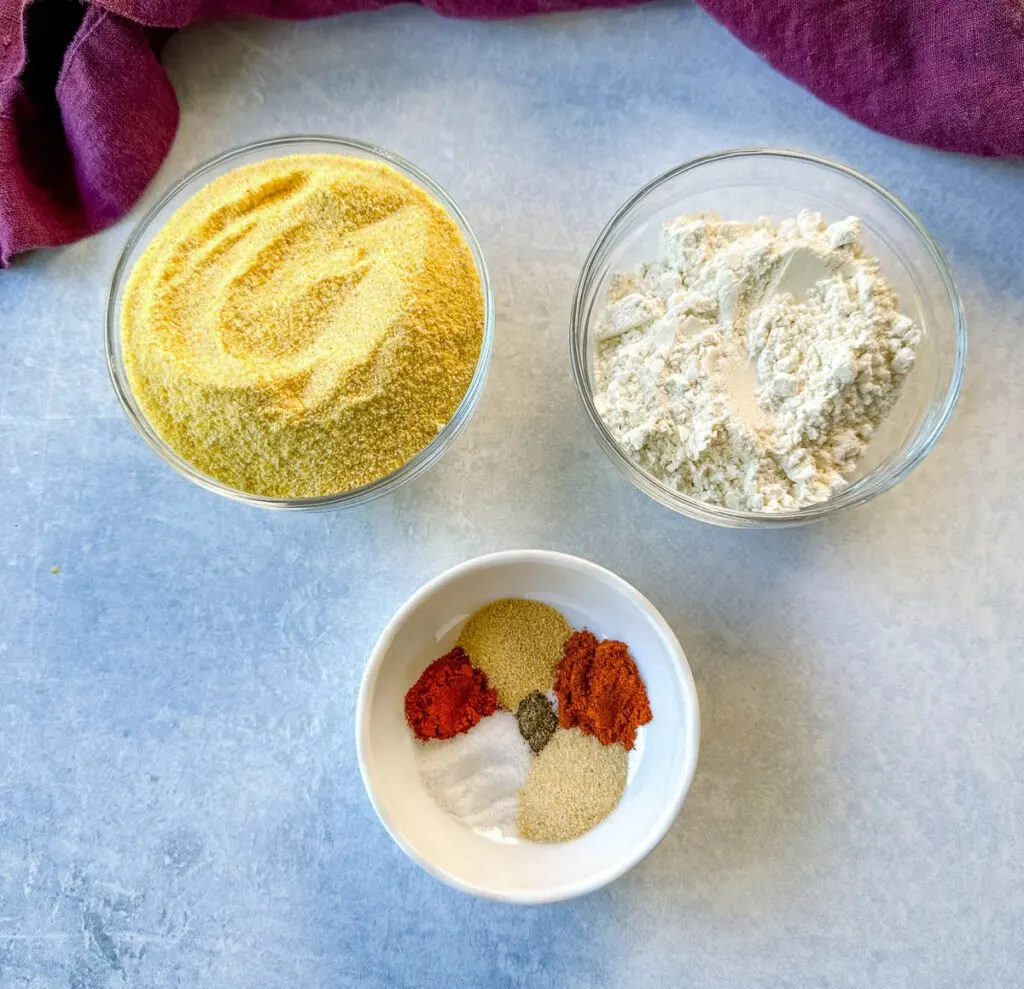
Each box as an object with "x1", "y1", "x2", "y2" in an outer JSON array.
[{"x1": 414, "y1": 712, "x2": 533, "y2": 837}]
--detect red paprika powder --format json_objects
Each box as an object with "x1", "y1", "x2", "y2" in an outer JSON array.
[
  {"x1": 404, "y1": 647, "x2": 498, "y2": 741},
  {"x1": 554, "y1": 630, "x2": 652, "y2": 750}
]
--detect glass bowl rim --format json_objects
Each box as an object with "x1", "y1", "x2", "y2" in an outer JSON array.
[
  {"x1": 570, "y1": 146, "x2": 967, "y2": 527},
  {"x1": 105, "y1": 134, "x2": 495, "y2": 511}
]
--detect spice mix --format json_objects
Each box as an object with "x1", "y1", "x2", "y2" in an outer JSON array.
[{"x1": 404, "y1": 596, "x2": 654, "y2": 844}]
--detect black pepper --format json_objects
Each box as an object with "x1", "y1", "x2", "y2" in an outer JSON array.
[{"x1": 516, "y1": 691, "x2": 558, "y2": 754}]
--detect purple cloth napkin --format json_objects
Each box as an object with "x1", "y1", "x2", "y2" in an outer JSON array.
[{"x1": 2, "y1": 0, "x2": 1022, "y2": 267}]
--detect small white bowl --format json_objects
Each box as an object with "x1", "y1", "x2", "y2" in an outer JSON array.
[{"x1": 355, "y1": 550, "x2": 700, "y2": 903}]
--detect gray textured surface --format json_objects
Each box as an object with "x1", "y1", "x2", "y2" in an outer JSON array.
[{"x1": 2, "y1": 4, "x2": 1023, "y2": 987}]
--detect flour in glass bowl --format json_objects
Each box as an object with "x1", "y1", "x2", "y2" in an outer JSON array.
[{"x1": 592, "y1": 210, "x2": 921, "y2": 512}]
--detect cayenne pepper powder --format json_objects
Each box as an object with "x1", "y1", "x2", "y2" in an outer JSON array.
[
  {"x1": 404, "y1": 647, "x2": 497, "y2": 741},
  {"x1": 554, "y1": 630, "x2": 652, "y2": 750}
]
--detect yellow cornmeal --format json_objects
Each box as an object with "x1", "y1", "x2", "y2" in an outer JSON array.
[{"x1": 120, "y1": 154, "x2": 484, "y2": 497}]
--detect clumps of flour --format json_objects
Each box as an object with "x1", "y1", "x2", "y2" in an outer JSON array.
[{"x1": 593, "y1": 210, "x2": 921, "y2": 511}]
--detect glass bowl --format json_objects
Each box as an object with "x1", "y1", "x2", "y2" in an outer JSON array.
[
  {"x1": 106, "y1": 135, "x2": 494, "y2": 511},
  {"x1": 570, "y1": 148, "x2": 966, "y2": 528}
]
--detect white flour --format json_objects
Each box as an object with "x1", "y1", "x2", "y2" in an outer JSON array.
[{"x1": 593, "y1": 210, "x2": 921, "y2": 511}]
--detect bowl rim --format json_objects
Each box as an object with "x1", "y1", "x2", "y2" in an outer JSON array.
[
  {"x1": 105, "y1": 134, "x2": 494, "y2": 511},
  {"x1": 570, "y1": 146, "x2": 967, "y2": 528},
  {"x1": 354, "y1": 549, "x2": 702, "y2": 904}
]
